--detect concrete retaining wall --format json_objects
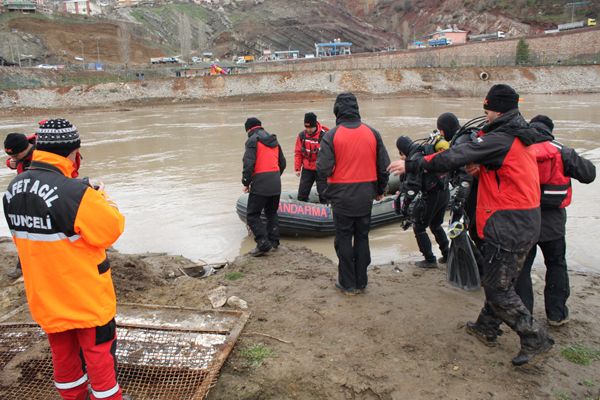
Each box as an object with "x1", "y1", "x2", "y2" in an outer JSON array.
[{"x1": 1, "y1": 65, "x2": 599, "y2": 110}]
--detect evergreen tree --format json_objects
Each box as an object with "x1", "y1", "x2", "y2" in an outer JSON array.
[{"x1": 516, "y1": 38, "x2": 530, "y2": 65}]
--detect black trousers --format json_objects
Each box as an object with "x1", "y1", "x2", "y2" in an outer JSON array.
[
  {"x1": 412, "y1": 189, "x2": 449, "y2": 261},
  {"x1": 515, "y1": 237, "x2": 569, "y2": 322},
  {"x1": 298, "y1": 168, "x2": 327, "y2": 203},
  {"x1": 333, "y1": 212, "x2": 371, "y2": 290},
  {"x1": 246, "y1": 193, "x2": 280, "y2": 249},
  {"x1": 475, "y1": 244, "x2": 548, "y2": 349}
]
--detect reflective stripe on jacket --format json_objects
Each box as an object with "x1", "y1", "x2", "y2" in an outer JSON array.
[{"x1": 3, "y1": 150, "x2": 125, "y2": 333}]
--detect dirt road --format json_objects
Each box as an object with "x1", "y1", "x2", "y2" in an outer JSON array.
[{"x1": 0, "y1": 238, "x2": 599, "y2": 399}]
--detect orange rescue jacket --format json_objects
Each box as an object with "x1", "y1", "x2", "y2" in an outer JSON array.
[{"x1": 3, "y1": 150, "x2": 125, "y2": 333}]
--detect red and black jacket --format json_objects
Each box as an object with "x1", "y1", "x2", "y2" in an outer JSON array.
[
  {"x1": 5, "y1": 134, "x2": 36, "y2": 174},
  {"x1": 407, "y1": 109, "x2": 540, "y2": 251},
  {"x1": 317, "y1": 97, "x2": 390, "y2": 217},
  {"x1": 242, "y1": 126, "x2": 286, "y2": 196},
  {"x1": 294, "y1": 122, "x2": 328, "y2": 172},
  {"x1": 530, "y1": 121, "x2": 596, "y2": 241}
]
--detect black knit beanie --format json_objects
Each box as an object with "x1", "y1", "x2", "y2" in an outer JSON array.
[
  {"x1": 304, "y1": 112, "x2": 317, "y2": 127},
  {"x1": 36, "y1": 119, "x2": 80, "y2": 157},
  {"x1": 245, "y1": 117, "x2": 262, "y2": 132},
  {"x1": 4, "y1": 133, "x2": 29, "y2": 155},
  {"x1": 436, "y1": 113, "x2": 460, "y2": 141},
  {"x1": 396, "y1": 136, "x2": 413, "y2": 156},
  {"x1": 483, "y1": 84, "x2": 519, "y2": 113},
  {"x1": 530, "y1": 115, "x2": 554, "y2": 132}
]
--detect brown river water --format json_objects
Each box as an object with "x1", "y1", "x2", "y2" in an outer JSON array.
[{"x1": 1, "y1": 95, "x2": 599, "y2": 272}]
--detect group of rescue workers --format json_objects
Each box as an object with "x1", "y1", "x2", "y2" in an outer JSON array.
[
  {"x1": 241, "y1": 85, "x2": 596, "y2": 368},
  {"x1": 1, "y1": 83, "x2": 596, "y2": 399}
]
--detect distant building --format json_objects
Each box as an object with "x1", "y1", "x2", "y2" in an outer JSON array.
[
  {"x1": 2, "y1": 0, "x2": 37, "y2": 12},
  {"x1": 426, "y1": 27, "x2": 468, "y2": 45},
  {"x1": 36, "y1": 0, "x2": 52, "y2": 14},
  {"x1": 63, "y1": 0, "x2": 101, "y2": 15},
  {"x1": 273, "y1": 50, "x2": 299, "y2": 61},
  {"x1": 315, "y1": 40, "x2": 352, "y2": 57}
]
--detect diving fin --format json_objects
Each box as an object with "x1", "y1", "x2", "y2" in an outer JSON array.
[{"x1": 447, "y1": 230, "x2": 481, "y2": 291}]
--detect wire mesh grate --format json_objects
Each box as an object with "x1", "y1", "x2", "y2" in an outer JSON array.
[{"x1": 0, "y1": 309, "x2": 248, "y2": 400}]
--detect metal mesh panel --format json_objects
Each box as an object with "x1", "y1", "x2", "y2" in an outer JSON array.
[{"x1": 0, "y1": 309, "x2": 248, "y2": 400}]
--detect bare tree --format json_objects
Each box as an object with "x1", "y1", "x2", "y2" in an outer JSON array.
[
  {"x1": 118, "y1": 22, "x2": 130, "y2": 68},
  {"x1": 401, "y1": 20, "x2": 411, "y2": 48},
  {"x1": 197, "y1": 21, "x2": 205, "y2": 52},
  {"x1": 179, "y1": 12, "x2": 191, "y2": 62}
]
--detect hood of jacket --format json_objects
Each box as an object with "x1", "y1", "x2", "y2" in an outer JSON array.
[
  {"x1": 482, "y1": 109, "x2": 538, "y2": 146},
  {"x1": 333, "y1": 93, "x2": 361, "y2": 125},
  {"x1": 530, "y1": 121, "x2": 555, "y2": 143},
  {"x1": 248, "y1": 127, "x2": 279, "y2": 148}
]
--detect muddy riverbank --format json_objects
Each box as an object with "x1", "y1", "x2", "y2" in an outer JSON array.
[
  {"x1": 1, "y1": 238, "x2": 599, "y2": 399},
  {"x1": 1, "y1": 65, "x2": 599, "y2": 113}
]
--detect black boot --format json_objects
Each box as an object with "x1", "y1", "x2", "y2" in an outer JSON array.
[
  {"x1": 415, "y1": 259, "x2": 438, "y2": 268},
  {"x1": 415, "y1": 231, "x2": 435, "y2": 265},
  {"x1": 249, "y1": 240, "x2": 272, "y2": 257},
  {"x1": 466, "y1": 321, "x2": 499, "y2": 347},
  {"x1": 438, "y1": 248, "x2": 449, "y2": 264},
  {"x1": 511, "y1": 336, "x2": 555, "y2": 366}
]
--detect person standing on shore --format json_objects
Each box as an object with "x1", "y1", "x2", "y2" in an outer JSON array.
[
  {"x1": 387, "y1": 85, "x2": 554, "y2": 365},
  {"x1": 294, "y1": 112, "x2": 328, "y2": 203},
  {"x1": 317, "y1": 93, "x2": 390, "y2": 295},
  {"x1": 242, "y1": 117, "x2": 286, "y2": 256},
  {"x1": 3, "y1": 132, "x2": 37, "y2": 279},
  {"x1": 3, "y1": 119, "x2": 126, "y2": 399},
  {"x1": 515, "y1": 115, "x2": 596, "y2": 326}
]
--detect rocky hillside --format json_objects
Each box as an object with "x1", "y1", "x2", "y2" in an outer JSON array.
[{"x1": 0, "y1": 0, "x2": 597, "y2": 66}]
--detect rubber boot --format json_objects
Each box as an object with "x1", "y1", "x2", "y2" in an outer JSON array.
[
  {"x1": 466, "y1": 321, "x2": 499, "y2": 347},
  {"x1": 415, "y1": 231, "x2": 436, "y2": 267},
  {"x1": 512, "y1": 335, "x2": 555, "y2": 366}
]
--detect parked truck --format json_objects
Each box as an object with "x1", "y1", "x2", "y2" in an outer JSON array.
[
  {"x1": 235, "y1": 55, "x2": 255, "y2": 64},
  {"x1": 150, "y1": 57, "x2": 180, "y2": 64},
  {"x1": 428, "y1": 38, "x2": 452, "y2": 47},
  {"x1": 557, "y1": 18, "x2": 596, "y2": 31},
  {"x1": 468, "y1": 31, "x2": 506, "y2": 42}
]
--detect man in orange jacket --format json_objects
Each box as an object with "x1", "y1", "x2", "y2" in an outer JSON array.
[{"x1": 3, "y1": 119, "x2": 126, "y2": 400}]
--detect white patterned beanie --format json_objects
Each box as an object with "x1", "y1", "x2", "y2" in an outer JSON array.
[{"x1": 36, "y1": 119, "x2": 81, "y2": 157}]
